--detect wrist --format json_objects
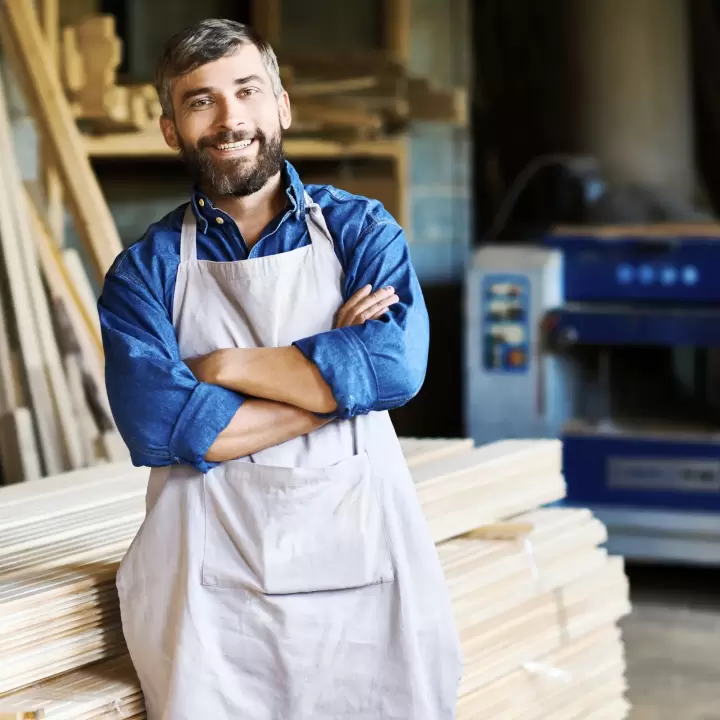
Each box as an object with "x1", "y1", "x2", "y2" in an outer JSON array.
[{"x1": 213, "y1": 348, "x2": 240, "y2": 386}]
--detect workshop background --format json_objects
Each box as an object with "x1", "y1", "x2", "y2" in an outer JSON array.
[{"x1": 1, "y1": 0, "x2": 720, "y2": 718}]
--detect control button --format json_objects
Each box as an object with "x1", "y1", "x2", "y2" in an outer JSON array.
[
  {"x1": 682, "y1": 265, "x2": 699, "y2": 286},
  {"x1": 508, "y1": 350, "x2": 525, "y2": 367},
  {"x1": 638, "y1": 265, "x2": 654, "y2": 285},
  {"x1": 616, "y1": 264, "x2": 634, "y2": 284},
  {"x1": 660, "y1": 267, "x2": 677, "y2": 286}
]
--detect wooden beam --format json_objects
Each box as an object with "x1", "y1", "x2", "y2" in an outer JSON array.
[
  {"x1": 38, "y1": 0, "x2": 66, "y2": 248},
  {"x1": 0, "y1": 0, "x2": 123, "y2": 284},
  {"x1": 384, "y1": 0, "x2": 411, "y2": 65},
  {"x1": 0, "y1": 74, "x2": 64, "y2": 475},
  {"x1": 83, "y1": 128, "x2": 407, "y2": 162},
  {"x1": 253, "y1": 0, "x2": 281, "y2": 47}
]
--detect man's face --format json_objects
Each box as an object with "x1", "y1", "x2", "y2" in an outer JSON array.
[{"x1": 161, "y1": 45, "x2": 291, "y2": 197}]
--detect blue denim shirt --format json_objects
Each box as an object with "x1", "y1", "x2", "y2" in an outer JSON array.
[{"x1": 99, "y1": 161, "x2": 429, "y2": 473}]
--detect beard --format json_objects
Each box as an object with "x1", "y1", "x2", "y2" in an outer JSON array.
[{"x1": 177, "y1": 124, "x2": 285, "y2": 197}]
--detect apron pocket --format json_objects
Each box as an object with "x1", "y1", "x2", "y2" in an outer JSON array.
[{"x1": 201, "y1": 451, "x2": 394, "y2": 593}]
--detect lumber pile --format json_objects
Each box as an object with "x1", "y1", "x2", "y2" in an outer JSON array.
[
  {"x1": 0, "y1": 438, "x2": 631, "y2": 718},
  {"x1": 0, "y1": 63, "x2": 127, "y2": 484},
  {"x1": 49, "y1": 13, "x2": 465, "y2": 142},
  {"x1": 61, "y1": 15, "x2": 162, "y2": 133},
  {"x1": 0, "y1": 0, "x2": 124, "y2": 281},
  {"x1": 281, "y1": 52, "x2": 467, "y2": 138}
]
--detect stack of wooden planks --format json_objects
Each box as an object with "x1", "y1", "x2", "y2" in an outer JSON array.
[
  {"x1": 0, "y1": 3, "x2": 128, "y2": 484},
  {"x1": 0, "y1": 438, "x2": 631, "y2": 718},
  {"x1": 47, "y1": 11, "x2": 466, "y2": 142}
]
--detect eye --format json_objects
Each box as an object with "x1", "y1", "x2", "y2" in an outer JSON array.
[
  {"x1": 238, "y1": 87, "x2": 259, "y2": 98},
  {"x1": 190, "y1": 97, "x2": 212, "y2": 109}
]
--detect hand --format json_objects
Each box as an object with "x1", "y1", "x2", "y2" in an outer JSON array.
[{"x1": 335, "y1": 285, "x2": 399, "y2": 329}]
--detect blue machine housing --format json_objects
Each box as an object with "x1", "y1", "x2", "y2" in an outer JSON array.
[
  {"x1": 563, "y1": 431, "x2": 720, "y2": 512},
  {"x1": 541, "y1": 226, "x2": 720, "y2": 565}
]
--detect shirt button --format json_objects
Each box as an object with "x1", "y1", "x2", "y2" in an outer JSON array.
[
  {"x1": 216, "y1": 217, "x2": 224, "y2": 224},
  {"x1": 199, "y1": 198, "x2": 205, "y2": 207}
]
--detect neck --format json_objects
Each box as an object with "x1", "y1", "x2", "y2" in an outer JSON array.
[{"x1": 205, "y1": 171, "x2": 287, "y2": 248}]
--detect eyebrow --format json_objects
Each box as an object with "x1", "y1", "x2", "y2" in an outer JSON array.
[{"x1": 181, "y1": 75, "x2": 266, "y2": 104}]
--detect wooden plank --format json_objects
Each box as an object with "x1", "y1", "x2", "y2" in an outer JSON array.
[
  {"x1": 0, "y1": 0, "x2": 123, "y2": 283},
  {"x1": 25, "y1": 191, "x2": 113, "y2": 430},
  {"x1": 457, "y1": 627, "x2": 624, "y2": 719},
  {"x1": 0, "y1": 73, "x2": 64, "y2": 476},
  {"x1": 82, "y1": 128, "x2": 406, "y2": 161},
  {"x1": 0, "y1": 409, "x2": 41, "y2": 484},
  {"x1": 252, "y1": 0, "x2": 281, "y2": 47},
  {"x1": 38, "y1": 0, "x2": 65, "y2": 248},
  {"x1": 0, "y1": 439, "x2": 629, "y2": 713},
  {"x1": 61, "y1": 249, "x2": 102, "y2": 343},
  {"x1": 384, "y1": 0, "x2": 411, "y2": 65},
  {"x1": 64, "y1": 353, "x2": 101, "y2": 466},
  {"x1": 0, "y1": 272, "x2": 38, "y2": 484},
  {"x1": 400, "y1": 437, "x2": 475, "y2": 467},
  {"x1": 0, "y1": 74, "x2": 84, "y2": 472}
]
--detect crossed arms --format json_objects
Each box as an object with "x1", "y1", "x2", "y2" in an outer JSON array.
[
  {"x1": 99, "y1": 218, "x2": 430, "y2": 473},
  {"x1": 186, "y1": 286, "x2": 398, "y2": 462}
]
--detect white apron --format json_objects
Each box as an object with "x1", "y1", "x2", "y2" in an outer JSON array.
[{"x1": 116, "y1": 193, "x2": 463, "y2": 719}]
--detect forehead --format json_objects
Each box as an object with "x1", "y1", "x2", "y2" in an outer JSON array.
[{"x1": 172, "y1": 44, "x2": 270, "y2": 97}]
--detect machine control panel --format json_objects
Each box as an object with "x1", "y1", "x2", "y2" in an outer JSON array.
[{"x1": 482, "y1": 274, "x2": 530, "y2": 373}]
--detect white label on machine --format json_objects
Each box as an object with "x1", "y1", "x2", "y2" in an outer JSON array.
[{"x1": 607, "y1": 457, "x2": 720, "y2": 492}]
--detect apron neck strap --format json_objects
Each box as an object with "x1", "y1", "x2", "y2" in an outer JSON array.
[
  {"x1": 303, "y1": 191, "x2": 334, "y2": 249},
  {"x1": 180, "y1": 204, "x2": 197, "y2": 263}
]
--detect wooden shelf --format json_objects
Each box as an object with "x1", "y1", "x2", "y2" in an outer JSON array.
[{"x1": 83, "y1": 129, "x2": 406, "y2": 162}]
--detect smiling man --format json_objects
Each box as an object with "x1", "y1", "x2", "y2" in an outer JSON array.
[{"x1": 99, "y1": 18, "x2": 462, "y2": 720}]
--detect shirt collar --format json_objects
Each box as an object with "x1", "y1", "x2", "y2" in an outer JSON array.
[{"x1": 190, "y1": 160, "x2": 306, "y2": 227}]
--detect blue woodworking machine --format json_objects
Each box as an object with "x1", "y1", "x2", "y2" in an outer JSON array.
[{"x1": 465, "y1": 225, "x2": 720, "y2": 566}]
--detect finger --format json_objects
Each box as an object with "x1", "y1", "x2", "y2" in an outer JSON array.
[
  {"x1": 352, "y1": 286, "x2": 396, "y2": 316},
  {"x1": 359, "y1": 294, "x2": 399, "y2": 320},
  {"x1": 365, "y1": 306, "x2": 392, "y2": 321},
  {"x1": 342, "y1": 284, "x2": 373, "y2": 314}
]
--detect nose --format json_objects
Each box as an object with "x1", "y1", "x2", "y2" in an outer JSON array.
[{"x1": 216, "y1": 94, "x2": 247, "y2": 130}]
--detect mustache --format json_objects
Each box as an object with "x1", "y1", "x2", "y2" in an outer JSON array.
[{"x1": 197, "y1": 130, "x2": 262, "y2": 150}]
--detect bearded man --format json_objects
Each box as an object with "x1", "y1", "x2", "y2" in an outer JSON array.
[{"x1": 99, "y1": 18, "x2": 462, "y2": 720}]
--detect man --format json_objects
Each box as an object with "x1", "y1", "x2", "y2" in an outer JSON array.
[{"x1": 99, "y1": 18, "x2": 462, "y2": 720}]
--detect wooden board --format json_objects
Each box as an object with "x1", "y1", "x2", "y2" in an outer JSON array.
[
  {"x1": 0, "y1": 74, "x2": 85, "y2": 472},
  {"x1": 0, "y1": 438, "x2": 630, "y2": 715},
  {"x1": 0, "y1": 409, "x2": 41, "y2": 483},
  {"x1": 398, "y1": 437, "x2": 475, "y2": 466},
  {"x1": 456, "y1": 627, "x2": 625, "y2": 719},
  {"x1": 0, "y1": 72, "x2": 64, "y2": 476},
  {"x1": 0, "y1": 283, "x2": 41, "y2": 483},
  {"x1": 0, "y1": 0, "x2": 123, "y2": 283}
]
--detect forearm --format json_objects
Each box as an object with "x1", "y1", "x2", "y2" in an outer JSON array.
[
  {"x1": 213, "y1": 346, "x2": 337, "y2": 414},
  {"x1": 205, "y1": 397, "x2": 330, "y2": 463}
]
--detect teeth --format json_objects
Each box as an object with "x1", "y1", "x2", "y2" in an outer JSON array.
[{"x1": 217, "y1": 140, "x2": 252, "y2": 150}]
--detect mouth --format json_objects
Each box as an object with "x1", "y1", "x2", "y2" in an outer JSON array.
[{"x1": 210, "y1": 138, "x2": 257, "y2": 156}]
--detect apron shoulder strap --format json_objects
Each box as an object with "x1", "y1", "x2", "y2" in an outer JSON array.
[
  {"x1": 303, "y1": 191, "x2": 335, "y2": 249},
  {"x1": 180, "y1": 204, "x2": 198, "y2": 263}
]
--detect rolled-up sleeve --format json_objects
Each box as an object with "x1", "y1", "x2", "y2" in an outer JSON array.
[
  {"x1": 99, "y1": 269, "x2": 244, "y2": 472},
  {"x1": 293, "y1": 219, "x2": 429, "y2": 418}
]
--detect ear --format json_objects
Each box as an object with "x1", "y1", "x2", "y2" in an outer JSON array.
[
  {"x1": 160, "y1": 115, "x2": 180, "y2": 151},
  {"x1": 278, "y1": 91, "x2": 292, "y2": 131}
]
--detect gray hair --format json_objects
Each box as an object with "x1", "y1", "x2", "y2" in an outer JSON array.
[{"x1": 155, "y1": 19, "x2": 284, "y2": 118}]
